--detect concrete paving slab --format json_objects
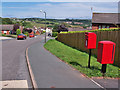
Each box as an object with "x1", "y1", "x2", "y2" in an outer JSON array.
[
  {"x1": 1, "y1": 80, "x2": 28, "y2": 88},
  {"x1": 0, "y1": 36, "x2": 13, "y2": 40}
]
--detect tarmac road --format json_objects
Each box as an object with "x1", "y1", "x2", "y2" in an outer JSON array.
[{"x1": 2, "y1": 35, "x2": 45, "y2": 88}]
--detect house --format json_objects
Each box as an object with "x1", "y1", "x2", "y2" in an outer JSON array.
[
  {"x1": 46, "y1": 28, "x2": 52, "y2": 33},
  {"x1": 0, "y1": 25, "x2": 14, "y2": 35},
  {"x1": 92, "y1": 13, "x2": 120, "y2": 30},
  {"x1": 0, "y1": 24, "x2": 20, "y2": 35},
  {"x1": 33, "y1": 26, "x2": 41, "y2": 35},
  {"x1": 68, "y1": 27, "x2": 87, "y2": 31}
]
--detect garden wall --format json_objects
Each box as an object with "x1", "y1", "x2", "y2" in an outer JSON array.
[{"x1": 58, "y1": 31, "x2": 120, "y2": 66}]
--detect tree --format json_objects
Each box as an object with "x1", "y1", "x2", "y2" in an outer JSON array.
[
  {"x1": 52, "y1": 23, "x2": 69, "y2": 33},
  {"x1": 61, "y1": 22, "x2": 69, "y2": 27},
  {"x1": 2, "y1": 18, "x2": 13, "y2": 24},
  {"x1": 52, "y1": 24, "x2": 59, "y2": 32},
  {"x1": 58, "y1": 24, "x2": 68, "y2": 33},
  {"x1": 16, "y1": 29, "x2": 21, "y2": 35}
]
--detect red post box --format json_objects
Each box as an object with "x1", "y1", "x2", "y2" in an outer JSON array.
[
  {"x1": 97, "y1": 41, "x2": 116, "y2": 64},
  {"x1": 85, "y1": 32, "x2": 97, "y2": 68},
  {"x1": 85, "y1": 32, "x2": 96, "y2": 49}
]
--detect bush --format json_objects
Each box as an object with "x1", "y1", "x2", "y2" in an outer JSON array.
[
  {"x1": 52, "y1": 32, "x2": 58, "y2": 37},
  {"x1": 55, "y1": 36, "x2": 58, "y2": 40},
  {"x1": 41, "y1": 31, "x2": 45, "y2": 34},
  {"x1": 23, "y1": 32, "x2": 29, "y2": 36},
  {"x1": 2, "y1": 34, "x2": 6, "y2": 36},
  {"x1": 16, "y1": 29, "x2": 21, "y2": 35}
]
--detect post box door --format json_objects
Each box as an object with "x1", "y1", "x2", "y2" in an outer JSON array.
[
  {"x1": 85, "y1": 32, "x2": 96, "y2": 49},
  {"x1": 97, "y1": 41, "x2": 116, "y2": 64}
]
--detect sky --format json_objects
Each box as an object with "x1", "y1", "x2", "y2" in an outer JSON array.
[
  {"x1": 1, "y1": 0, "x2": 120, "y2": 2},
  {"x1": 1, "y1": 1, "x2": 119, "y2": 19}
]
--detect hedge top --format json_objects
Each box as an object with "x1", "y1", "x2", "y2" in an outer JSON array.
[{"x1": 60, "y1": 28, "x2": 120, "y2": 34}]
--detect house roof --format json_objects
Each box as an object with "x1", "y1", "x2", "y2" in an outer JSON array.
[
  {"x1": 92, "y1": 13, "x2": 120, "y2": 24},
  {"x1": 0, "y1": 25, "x2": 14, "y2": 31},
  {"x1": 68, "y1": 27, "x2": 87, "y2": 31}
]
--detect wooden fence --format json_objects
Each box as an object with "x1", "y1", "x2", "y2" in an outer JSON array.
[{"x1": 58, "y1": 31, "x2": 120, "y2": 67}]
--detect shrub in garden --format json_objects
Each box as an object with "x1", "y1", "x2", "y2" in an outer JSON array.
[
  {"x1": 55, "y1": 36, "x2": 58, "y2": 40},
  {"x1": 2, "y1": 34, "x2": 6, "y2": 37},
  {"x1": 23, "y1": 32, "x2": 29, "y2": 36},
  {"x1": 41, "y1": 31, "x2": 45, "y2": 34},
  {"x1": 16, "y1": 29, "x2": 21, "y2": 35},
  {"x1": 52, "y1": 32, "x2": 58, "y2": 37}
]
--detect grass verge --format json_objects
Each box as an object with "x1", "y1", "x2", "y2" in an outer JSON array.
[
  {"x1": 44, "y1": 39, "x2": 119, "y2": 78},
  {"x1": 1, "y1": 34, "x2": 17, "y2": 38}
]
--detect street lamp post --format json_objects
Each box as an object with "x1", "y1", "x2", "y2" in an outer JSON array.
[
  {"x1": 40, "y1": 10, "x2": 47, "y2": 43},
  {"x1": 91, "y1": 7, "x2": 93, "y2": 30}
]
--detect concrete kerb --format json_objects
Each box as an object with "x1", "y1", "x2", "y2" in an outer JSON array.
[{"x1": 25, "y1": 48, "x2": 38, "y2": 90}]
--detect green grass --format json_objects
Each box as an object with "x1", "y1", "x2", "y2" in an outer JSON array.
[
  {"x1": 31, "y1": 22, "x2": 54, "y2": 28},
  {"x1": 0, "y1": 32, "x2": 2, "y2": 36},
  {"x1": 9, "y1": 35, "x2": 17, "y2": 38},
  {"x1": 44, "y1": 39, "x2": 119, "y2": 78},
  {"x1": 1, "y1": 34, "x2": 17, "y2": 38}
]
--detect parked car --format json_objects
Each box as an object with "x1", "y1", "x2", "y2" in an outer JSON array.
[
  {"x1": 29, "y1": 34, "x2": 34, "y2": 38},
  {"x1": 17, "y1": 34, "x2": 27, "y2": 40}
]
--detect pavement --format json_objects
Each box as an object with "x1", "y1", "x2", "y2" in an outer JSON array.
[
  {"x1": 2, "y1": 35, "x2": 46, "y2": 89},
  {"x1": 2, "y1": 80, "x2": 28, "y2": 88},
  {"x1": 28, "y1": 38, "x2": 104, "y2": 89},
  {"x1": 0, "y1": 36, "x2": 13, "y2": 40},
  {"x1": 93, "y1": 78, "x2": 119, "y2": 90}
]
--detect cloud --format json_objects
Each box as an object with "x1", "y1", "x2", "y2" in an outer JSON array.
[{"x1": 2, "y1": 0, "x2": 120, "y2": 2}]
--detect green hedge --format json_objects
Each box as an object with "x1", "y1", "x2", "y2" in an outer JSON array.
[
  {"x1": 61, "y1": 28, "x2": 119, "y2": 34},
  {"x1": 52, "y1": 32, "x2": 58, "y2": 37}
]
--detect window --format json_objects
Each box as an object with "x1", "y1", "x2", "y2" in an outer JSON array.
[
  {"x1": 102, "y1": 25, "x2": 105, "y2": 28},
  {"x1": 99, "y1": 25, "x2": 101, "y2": 29},
  {"x1": 107, "y1": 26, "x2": 109, "y2": 28},
  {"x1": 4, "y1": 31, "x2": 7, "y2": 33}
]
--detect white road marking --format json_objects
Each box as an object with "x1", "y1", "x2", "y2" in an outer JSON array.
[{"x1": 89, "y1": 78, "x2": 106, "y2": 89}]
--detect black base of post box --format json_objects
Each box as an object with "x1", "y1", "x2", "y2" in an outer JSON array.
[
  {"x1": 101, "y1": 64, "x2": 107, "y2": 76},
  {"x1": 88, "y1": 49, "x2": 91, "y2": 68}
]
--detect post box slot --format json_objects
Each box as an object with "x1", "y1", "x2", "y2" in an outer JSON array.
[
  {"x1": 112, "y1": 45, "x2": 114, "y2": 61},
  {"x1": 85, "y1": 40, "x2": 88, "y2": 47}
]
